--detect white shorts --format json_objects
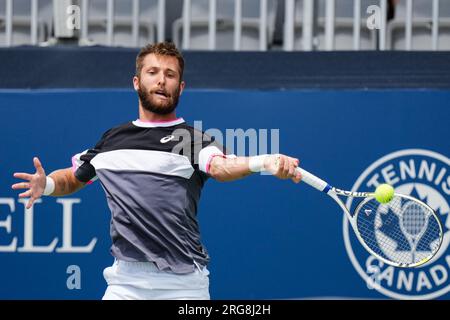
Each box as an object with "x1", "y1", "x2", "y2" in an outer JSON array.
[{"x1": 102, "y1": 259, "x2": 210, "y2": 300}]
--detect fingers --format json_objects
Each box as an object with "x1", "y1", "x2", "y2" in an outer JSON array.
[
  {"x1": 283, "y1": 156, "x2": 290, "y2": 176},
  {"x1": 288, "y1": 159, "x2": 296, "y2": 177},
  {"x1": 11, "y1": 157, "x2": 45, "y2": 209},
  {"x1": 12, "y1": 173, "x2": 33, "y2": 191},
  {"x1": 13, "y1": 172, "x2": 33, "y2": 181},
  {"x1": 276, "y1": 155, "x2": 300, "y2": 180},
  {"x1": 18, "y1": 191, "x2": 36, "y2": 209},
  {"x1": 34, "y1": 157, "x2": 45, "y2": 175},
  {"x1": 291, "y1": 158, "x2": 301, "y2": 183},
  {"x1": 279, "y1": 156, "x2": 290, "y2": 179},
  {"x1": 291, "y1": 168, "x2": 302, "y2": 184},
  {"x1": 19, "y1": 190, "x2": 32, "y2": 198},
  {"x1": 26, "y1": 198, "x2": 35, "y2": 209},
  {"x1": 276, "y1": 156, "x2": 287, "y2": 178},
  {"x1": 276, "y1": 155, "x2": 284, "y2": 175},
  {"x1": 11, "y1": 182, "x2": 30, "y2": 190}
]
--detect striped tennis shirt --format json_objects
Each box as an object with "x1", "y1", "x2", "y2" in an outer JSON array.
[{"x1": 72, "y1": 118, "x2": 226, "y2": 274}]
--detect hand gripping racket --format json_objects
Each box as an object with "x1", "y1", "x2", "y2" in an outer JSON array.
[{"x1": 296, "y1": 167, "x2": 443, "y2": 268}]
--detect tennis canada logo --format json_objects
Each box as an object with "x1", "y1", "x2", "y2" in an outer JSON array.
[{"x1": 344, "y1": 149, "x2": 450, "y2": 299}]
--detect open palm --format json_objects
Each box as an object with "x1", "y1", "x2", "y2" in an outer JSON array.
[{"x1": 11, "y1": 157, "x2": 47, "y2": 209}]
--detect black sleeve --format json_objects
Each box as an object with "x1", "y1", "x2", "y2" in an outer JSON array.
[{"x1": 72, "y1": 129, "x2": 111, "y2": 183}]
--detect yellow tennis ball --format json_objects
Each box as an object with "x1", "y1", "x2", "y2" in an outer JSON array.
[{"x1": 375, "y1": 184, "x2": 395, "y2": 204}]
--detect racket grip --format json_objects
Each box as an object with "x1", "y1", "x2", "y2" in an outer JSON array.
[{"x1": 295, "y1": 167, "x2": 330, "y2": 192}]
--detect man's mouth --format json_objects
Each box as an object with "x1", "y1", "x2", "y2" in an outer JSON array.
[{"x1": 154, "y1": 90, "x2": 169, "y2": 99}]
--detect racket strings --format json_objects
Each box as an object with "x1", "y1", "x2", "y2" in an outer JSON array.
[{"x1": 354, "y1": 196, "x2": 441, "y2": 266}]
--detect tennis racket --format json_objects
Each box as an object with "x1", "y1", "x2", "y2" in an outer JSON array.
[{"x1": 296, "y1": 167, "x2": 444, "y2": 268}]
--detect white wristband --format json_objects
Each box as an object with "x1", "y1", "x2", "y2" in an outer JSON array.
[
  {"x1": 249, "y1": 155, "x2": 269, "y2": 172},
  {"x1": 43, "y1": 176, "x2": 55, "y2": 196}
]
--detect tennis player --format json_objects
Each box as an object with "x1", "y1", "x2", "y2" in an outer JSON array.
[{"x1": 11, "y1": 42, "x2": 302, "y2": 300}]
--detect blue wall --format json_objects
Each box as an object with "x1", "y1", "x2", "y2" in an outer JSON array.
[{"x1": 0, "y1": 89, "x2": 449, "y2": 299}]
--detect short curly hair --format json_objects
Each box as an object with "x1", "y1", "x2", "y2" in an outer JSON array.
[{"x1": 135, "y1": 42, "x2": 185, "y2": 80}]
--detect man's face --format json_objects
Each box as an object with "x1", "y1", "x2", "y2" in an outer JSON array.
[{"x1": 134, "y1": 54, "x2": 185, "y2": 115}]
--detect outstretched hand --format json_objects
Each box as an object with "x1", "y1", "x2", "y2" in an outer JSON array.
[
  {"x1": 11, "y1": 157, "x2": 47, "y2": 209},
  {"x1": 264, "y1": 154, "x2": 302, "y2": 183}
]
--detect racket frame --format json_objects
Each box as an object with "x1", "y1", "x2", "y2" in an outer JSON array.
[
  {"x1": 352, "y1": 192, "x2": 443, "y2": 268},
  {"x1": 296, "y1": 167, "x2": 444, "y2": 268}
]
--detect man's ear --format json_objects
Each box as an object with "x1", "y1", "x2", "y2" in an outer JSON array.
[
  {"x1": 133, "y1": 76, "x2": 140, "y2": 91},
  {"x1": 179, "y1": 81, "x2": 186, "y2": 95}
]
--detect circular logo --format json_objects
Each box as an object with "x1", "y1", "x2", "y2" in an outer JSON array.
[{"x1": 343, "y1": 149, "x2": 450, "y2": 299}]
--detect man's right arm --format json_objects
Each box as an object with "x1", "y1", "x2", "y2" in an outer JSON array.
[{"x1": 12, "y1": 157, "x2": 86, "y2": 209}]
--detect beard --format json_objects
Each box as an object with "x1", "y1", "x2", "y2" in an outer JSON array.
[{"x1": 137, "y1": 82, "x2": 181, "y2": 115}]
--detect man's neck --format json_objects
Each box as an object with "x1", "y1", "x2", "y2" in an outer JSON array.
[{"x1": 139, "y1": 106, "x2": 177, "y2": 122}]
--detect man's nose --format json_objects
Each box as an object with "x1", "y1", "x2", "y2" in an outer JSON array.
[{"x1": 157, "y1": 73, "x2": 166, "y2": 85}]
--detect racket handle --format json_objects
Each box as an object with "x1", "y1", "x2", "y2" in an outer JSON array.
[{"x1": 295, "y1": 167, "x2": 330, "y2": 193}]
